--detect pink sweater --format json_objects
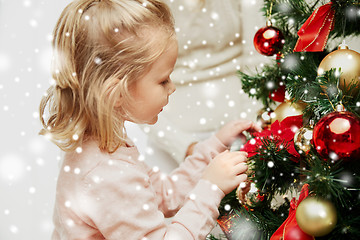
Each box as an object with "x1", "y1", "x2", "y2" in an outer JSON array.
[{"x1": 51, "y1": 135, "x2": 226, "y2": 240}]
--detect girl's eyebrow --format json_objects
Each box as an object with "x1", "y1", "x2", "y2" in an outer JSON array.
[{"x1": 158, "y1": 68, "x2": 173, "y2": 81}]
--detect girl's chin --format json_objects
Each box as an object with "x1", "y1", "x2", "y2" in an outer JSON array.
[{"x1": 145, "y1": 116, "x2": 159, "y2": 125}]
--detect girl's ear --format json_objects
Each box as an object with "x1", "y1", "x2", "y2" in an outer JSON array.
[
  {"x1": 114, "y1": 94, "x2": 124, "y2": 108},
  {"x1": 104, "y1": 78, "x2": 123, "y2": 108}
]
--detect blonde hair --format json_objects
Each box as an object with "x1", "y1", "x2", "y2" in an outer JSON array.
[{"x1": 39, "y1": 0, "x2": 174, "y2": 153}]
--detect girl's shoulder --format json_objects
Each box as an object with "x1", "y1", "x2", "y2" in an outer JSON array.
[{"x1": 62, "y1": 138, "x2": 142, "y2": 177}]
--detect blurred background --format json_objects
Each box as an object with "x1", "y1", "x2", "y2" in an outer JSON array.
[{"x1": 0, "y1": 1, "x2": 72, "y2": 239}]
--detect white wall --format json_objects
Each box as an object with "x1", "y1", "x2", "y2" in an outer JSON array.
[{"x1": 0, "y1": 1, "x2": 71, "y2": 239}]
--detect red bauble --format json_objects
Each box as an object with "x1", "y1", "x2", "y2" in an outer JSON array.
[
  {"x1": 254, "y1": 25, "x2": 285, "y2": 56},
  {"x1": 284, "y1": 224, "x2": 314, "y2": 240},
  {"x1": 269, "y1": 85, "x2": 286, "y2": 102},
  {"x1": 313, "y1": 111, "x2": 360, "y2": 162}
]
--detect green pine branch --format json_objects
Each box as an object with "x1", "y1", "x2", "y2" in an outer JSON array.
[
  {"x1": 300, "y1": 149, "x2": 360, "y2": 239},
  {"x1": 237, "y1": 63, "x2": 281, "y2": 107},
  {"x1": 249, "y1": 137, "x2": 300, "y2": 198},
  {"x1": 223, "y1": 1, "x2": 360, "y2": 239},
  {"x1": 286, "y1": 68, "x2": 360, "y2": 121}
]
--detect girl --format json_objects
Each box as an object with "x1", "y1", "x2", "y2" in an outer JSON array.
[
  {"x1": 143, "y1": 0, "x2": 266, "y2": 163},
  {"x1": 40, "y1": 0, "x2": 259, "y2": 239}
]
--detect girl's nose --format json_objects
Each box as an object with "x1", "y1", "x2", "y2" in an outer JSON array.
[{"x1": 168, "y1": 80, "x2": 176, "y2": 95}]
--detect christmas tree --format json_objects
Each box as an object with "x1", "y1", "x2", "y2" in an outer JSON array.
[{"x1": 212, "y1": 1, "x2": 360, "y2": 239}]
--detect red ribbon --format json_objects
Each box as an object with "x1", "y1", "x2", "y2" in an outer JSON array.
[{"x1": 293, "y1": 2, "x2": 335, "y2": 52}]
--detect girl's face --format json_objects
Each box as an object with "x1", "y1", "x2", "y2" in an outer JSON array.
[{"x1": 127, "y1": 39, "x2": 178, "y2": 125}]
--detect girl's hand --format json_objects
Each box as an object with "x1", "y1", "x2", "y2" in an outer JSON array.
[
  {"x1": 184, "y1": 141, "x2": 198, "y2": 158},
  {"x1": 215, "y1": 120, "x2": 261, "y2": 147},
  {"x1": 202, "y1": 150, "x2": 248, "y2": 195}
]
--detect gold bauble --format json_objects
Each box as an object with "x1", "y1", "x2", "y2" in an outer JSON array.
[
  {"x1": 294, "y1": 124, "x2": 313, "y2": 155},
  {"x1": 318, "y1": 44, "x2": 360, "y2": 93},
  {"x1": 256, "y1": 108, "x2": 275, "y2": 129},
  {"x1": 296, "y1": 197, "x2": 337, "y2": 237},
  {"x1": 236, "y1": 180, "x2": 251, "y2": 205},
  {"x1": 272, "y1": 100, "x2": 306, "y2": 123}
]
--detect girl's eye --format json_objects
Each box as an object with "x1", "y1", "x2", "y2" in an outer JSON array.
[{"x1": 160, "y1": 79, "x2": 169, "y2": 85}]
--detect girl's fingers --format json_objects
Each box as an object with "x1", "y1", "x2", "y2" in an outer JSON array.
[
  {"x1": 234, "y1": 120, "x2": 253, "y2": 132},
  {"x1": 249, "y1": 122, "x2": 262, "y2": 132},
  {"x1": 234, "y1": 120, "x2": 262, "y2": 133},
  {"x1": 232, "y1": 162, "x2": 248, "y2": 175},
  {"x1": 237, "y1": 133, "x2": 247, "y2": 143},
  {"x1": 228, "y1": 151, "x2": 248, "y2": 164},
  {"x1": 219, "y1": 149, "x2": 230, "y2": 155},
  {"x1": 236, "y1": 173, "x2": 248, "y2": 184}
]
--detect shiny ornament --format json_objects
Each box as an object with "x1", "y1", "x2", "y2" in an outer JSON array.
[
  {"x1": 254, "y1": 24, "x2": 285, "y2": 56},
  {"x1": 294, "y1": 122, "x2": 314, "y2": 155},
  {"x1": 317, "y1": 43, "x2": 360, "y2": 93},
  {"x1": 296, "y1": 197, "x2": 337, "y2": 237},
  {"x1": 256, "y1": 108, "x2": 275, "y2": 129},
  {"x1": 236, "y1": 180, "x2": 252, "y2": 205},
  {"x1": 218, "y1": 211, "x2": 261, "y2": 239},
  {"x1": 283, "y1": 224, "x2": 314, "y2": 240},
  {"x1": 269, "y1": 84, "x2": 286, "y2": 102},
  {"x1": 313, "y1": 107, "x2": 360, "y2": 162},
  {"x1": 272, "y1": 101, "x2": 306, "y2": 123},
  {"x1": 217, "y1": 212, "x2": 239, "y2": 239}
]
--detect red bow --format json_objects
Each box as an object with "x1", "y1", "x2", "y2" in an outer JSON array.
[{"x1": 294, "y1": 2, "x2": 335, "y2": 52}]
